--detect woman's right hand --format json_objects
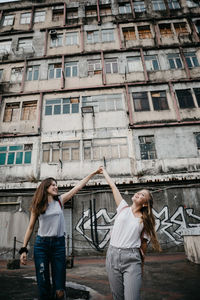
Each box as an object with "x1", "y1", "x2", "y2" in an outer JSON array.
[{"x1": 20, "y1": 252, "x2": 27, "y2": 265}]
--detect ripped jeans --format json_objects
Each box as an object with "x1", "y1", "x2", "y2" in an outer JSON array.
[{"x1": 34, "y1": 235, "x2": 66, "y2": 300}]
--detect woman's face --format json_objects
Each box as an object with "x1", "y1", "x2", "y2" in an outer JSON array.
[
  {"x1": 47, "y1": 180, "x2": 58, "y2": 197},
  {"x1": 132, "y1": 189, "x2": 149, "y2": 207}
]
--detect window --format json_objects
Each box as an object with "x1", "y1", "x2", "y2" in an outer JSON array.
[
  {"x1": 159, "y1": 24, "x2": 173, "y2": 37},
  {"x1": 87, "y1": 30, "x2": 100, "y2": 43},
  {"x1": 134, "y1": 1, "x2": 146, "y2": 12},
  {"x1": 174, "y1": 22, "x2": 188, "y2": 35},
  {"x1": 86, "y1": 7, "x2": 97, "y2": 17},
  {"x1": 105, "y1": 58, "x2": 118, "y2": 74},
  {"x1": 151, "y1": 91, "x2": 169, "y2": 110},
  {"x1": 132, "y1": 92, "x2": 150, "y2": 111},
  {"x1": 167, "y1": 53, "x2": 183, "y2": 69},
  {"x1": 195, "y1": 20, "x2": 200, "y2": 35},
  {"x1": 50, "y1": 34, "x2": 63, "y2": 47},
  {"x1": 48, "y1": 63, "x2": 62, "y2": 79},
  {"x1": 0, "y1": 69, "x2": 3, "y2": 80},
  {"x1": 176, "y1": 89, "x2": 195, "y2": 108},
  {"x1": 0, "y1": 144, "x2": 32, "y2": 166},
  {"x1": 152, "y1": 0, "x2": 166, "y2": 11},
  {"x1": 3, "y1": 103, "x2": 20, "y2": 122},
  {"x1": 67, "y1": 8, "x2": 78, "y2": 19},
  {"x1": 82, "y1": 94, "x2": 123, "y2": 112},
  {"x1": 20, "y1": 12, "x2": 31, "y2": 24},
  {"x1": 195, "y1": 133, "x2": 200, "y2": 151},
  {"x1": 34, "y1": 11, "x2": 46, "y2": 23},
  {"x1": 184, "y1": 52, "x2": 199, "y2": 68},
  {"x1": 21, "y1": 101, "x2": 37, "y2": 120},
  {"x1": 10, "y1": 67, "x2": 23, "y2": 83},
  {"x1": 27, "y1": 65, "x2": 39, "y2": 81},
  {"x1": 194, "y1": 88, "x2": 200, "y2": 107},
  {"x1": 0, "y1": 40, "x2": 12, "y2": 53},
  {"x1": 119, "y1": 3, "x2": 131, "y2": 14},
  {"x1": 66, "y1": 32, "x2": 78, "y2": 45},
  {"x1": 139, "y1": 136, "x2": 157, "y2": 160},
  {"x1": 168, "y1": 0, "x2": 180, "y2": 9},
  {"x1": 18, "y1": 38, "x2": 33, "y2": 51},
  {"x1": 42, "y1": 141, "x2": 80, "y2": 163},
  {"x1": 102, "y1": 29, "x2": 114, "y2": 42},
  {"x1": 52, "y1": 5, "x2": 63, "y2": 21},
  {"x1": 138, "y1": 25, "x2": 152, "y2": 39},
  {"x1": 100, "y1": 6, "x2": 112, "y2": 16},
  {"x1": 186, "y1": 0, "x2": 199, "y2": 8},
  {"x1": 123, "y1": 27, "x2": 136, "y2": 40},
  {"x1": 3, "y1": 15, "x2": 14, "y2": 26},
  {"x1": 65, "y1": 62, "x2": 78, "y2": 77},
  {"x1": 83, "y1": 138, "x2": 128, "y2": 160},
  {"x1": 144, "y1": 55, "x2": 159, "y2": 71},
  {"x1": 88, "y1": 59, "x2": 102, "y2": 76},
  {"x1": 45, "y1": 98, "x2": 79, "y2": 115},
  {"x1": 127, "y1": 57, "x2": 143, "y2": 72}
]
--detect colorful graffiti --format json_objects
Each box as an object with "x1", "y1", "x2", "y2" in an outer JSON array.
[{"x1": 75, "y1": 203, "x2": 200, "y2": 250}]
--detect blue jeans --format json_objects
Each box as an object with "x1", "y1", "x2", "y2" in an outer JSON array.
[{"x1": 34, "y1": 235, "x2": 66, "y2": 300}]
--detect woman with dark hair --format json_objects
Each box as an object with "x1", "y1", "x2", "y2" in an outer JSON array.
[
  {"x1": 19, "y1": 168, "x2": 101, "y2": 300},
  {"x1": 100, "y1": 167, "x2": 161, "y2": 300}
]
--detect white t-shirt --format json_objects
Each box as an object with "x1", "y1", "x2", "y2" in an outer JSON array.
[{"x1": 110, "y1": 199, "x2": 149, "y2": 248}]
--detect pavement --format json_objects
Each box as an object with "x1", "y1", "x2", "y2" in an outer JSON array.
[{"x1": 0, "y1": 252, "x2": 200, "y2": 300}]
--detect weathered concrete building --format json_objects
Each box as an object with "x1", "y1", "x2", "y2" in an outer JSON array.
[{"x1": 0, "y1": 0, "x2": 200, "y2": 258}]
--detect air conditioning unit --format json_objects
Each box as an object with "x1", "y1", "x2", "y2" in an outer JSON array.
[{"x1": 50, "y1": 30, "x2": 57, "y2": 39}]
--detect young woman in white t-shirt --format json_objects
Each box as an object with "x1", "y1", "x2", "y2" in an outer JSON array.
[{"x1": 101, "y1": 167, "x2": 161, "y2": 300}]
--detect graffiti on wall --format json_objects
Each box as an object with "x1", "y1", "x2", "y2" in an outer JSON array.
[{"x1": 75, "y1": 203, "x2": 200, "y2": 250}]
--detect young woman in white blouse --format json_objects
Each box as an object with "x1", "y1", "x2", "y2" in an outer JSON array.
[
  {"x1": 101, "y1": 167, "x2": 161, "y2": 300},
  {"x1": 19, "y1": 167, "x2": 101, "y2": 300}
]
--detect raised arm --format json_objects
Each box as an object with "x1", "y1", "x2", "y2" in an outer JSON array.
[
  {"x1": 60, "y1": 167, "x2": 101, "y2": 204},
  {"x1": 102, "y1": 168, "x2": 123, "y2": 207}
]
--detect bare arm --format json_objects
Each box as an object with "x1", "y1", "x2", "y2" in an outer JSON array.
[
  {"x1": 20, "y1": 211, "x2": 37, "y2": 265},
  {"x1": 102, "y1": 168, "x2": 123, "y2": 207},
  {"x1": 61, "y1": 167, "x2": 101, "y2": 204}
]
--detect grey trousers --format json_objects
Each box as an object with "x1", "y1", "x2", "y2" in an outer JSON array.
[{"x1": 106, "y1": 245, "x2": 142, "y2": 300}]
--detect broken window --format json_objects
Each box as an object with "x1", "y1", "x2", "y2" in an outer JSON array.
[
  {"x1": 159, "y1": 24, "x2": 173, "y2": 37},
  {"x1": 174, "y1": 22, "x2": 188, "y2": 35},
  {"x1": 88, "y1": 59, "x2": 102, "y2": 76},
  {"x1": 176, "y1": 89, "x2": 195, "y2": 108},
  {"x1": 52, "y1": 5, "x2": 63, "y2": 21},
  {"x1": 168, "y1": 0, "x2": 180, "y2": 9},
  {"x1": 194, "y1": 88, "x2": 200, "y2": 107},
  {"x1": 45, "y1": 98, "x2": 79, "y2": 115},
  {"x1": 50, "y1": 33, "x2": 63, "y2": 47},
  {"x1": 0, "y1": 144, "x2": 32, "y2": 165},
  {"x1": 34, "y1": 11, "x2": 46, "y2": 23},
  {"x1": 65, "y1": 62, "x2": 78, "y2": 77},
  {"x1": 3, "y1": 15, "x2": 14, "y2": 26},
  {"x1": 3, "y1": 102, "x2": 20, "y2": 122},
  {"x1": 105, "y1": 58, "x2": 118, "y2": 74},
  {"x1": 144, "y1": 55, "x2": 160, "y2": 71},
  {"x1": 10, "y1": 67, "x2": 23, "y2": 83},
  {"x1": 66, "y1": 32, "x2": 79, "y2": 45},
  {"x1": 87, "y1": 30, "x2": 100, "y2": 43},
  {"x1": 151, "y1": 91, "x2": 169, "y2": 110},
  {"x1": 82, "y1": 94, "x2": 123, "y2": 112},
  {"x1": 139, "y1": 136, "x2": 157, "y2": 160},
  {"x1": 48, "y1": 63, "x2": 62, "y2": 79},
  {"x1": 152, "y1": 0, "x2": 166, "y2": 11},
  {"x1": 123, "y1": 27, "x2": 136, "y2": 41},
  {"x1": 20, "y1": 12, "x2": 31, "y2": 24},
  {"x1": 167, "y1": 53, "x2": 183, "y2": 69},
  {"x1": 132, "y1": 92, "x2": 150, "y2": 111},
  {"x1": 0, "y1": 40, "x2": 12, "y2": 53},
  {"x1": 21, "y1": 101, "x2": 37, "y2": 120},
  {"x1": 119, "y1": 3, "x2": 131, "y2": 14},
  {"x1": 184, "y1": 52, "x2": 199, "y2": 68},
  {"x1": 127, "y1": 57, "x2": 143, "y2": 72},
  {"x1": 134, "y1": 1, "x2": 146, "y2": 12},
  {"x1": 27, "y1": 65, "x2": 39, "y2": 81},
  {"x1": 102, "y1": 29, "x2": 114, "y2": 42},
  {"x1": 138, "y1": 25, "x2": 152, "y2": 39}
]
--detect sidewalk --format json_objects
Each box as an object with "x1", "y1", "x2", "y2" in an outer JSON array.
[{"x1": 0, "y1": 252, "x2": 200, "y2": 300}]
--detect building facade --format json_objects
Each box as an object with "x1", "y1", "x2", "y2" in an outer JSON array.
[{"x1": 0, "y1": 0, "x2": 200, "y2": 258}]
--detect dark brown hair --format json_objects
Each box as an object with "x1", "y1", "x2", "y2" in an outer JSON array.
[
  {"x1": 31, "y1": 177, "x2": 57, "y2": 216},
  {"x1": 141, "y1": 190, "x2": 161, "y2": 252}
]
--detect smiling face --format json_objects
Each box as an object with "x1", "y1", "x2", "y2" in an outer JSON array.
[
  {"x1": 132, "y1": 189, "x2": 150, "y2": 208},
  {"x1": 47, "y1": 180, "x2": 58, "y2": 197}
]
